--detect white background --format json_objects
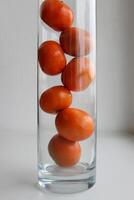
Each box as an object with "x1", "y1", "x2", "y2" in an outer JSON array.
[{"x1": 0, "y1": 0, "x2": 134, "y2": 133}]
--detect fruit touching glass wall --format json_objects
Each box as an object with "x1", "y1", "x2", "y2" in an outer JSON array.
[{"x1": 37, "y1": 0, "x2": 96, "y2": 193}]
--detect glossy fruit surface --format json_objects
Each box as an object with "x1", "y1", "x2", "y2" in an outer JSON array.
[
  {"x1": 61, "y1": 57, "x2": 94, "y2": 91},
  {"x1": 55, "y1": 108, "x2": 94, "y2": 141},
  {"x1": 40, "y1": 0, "x2": 74, "y2": 31},
  {"x1": 38, "y1": 41, "x2": 66, "y2": 75},
  {"x1": 40, "y1": 85, "x2": 72, "y2": 114},
  {"x1": 60, "y1": 27, "x2": 93, "y2": 56},
  {"x1": 48, "y1": 135, "x2": 81, "y2": 167}
]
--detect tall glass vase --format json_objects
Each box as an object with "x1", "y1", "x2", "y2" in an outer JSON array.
[{"x1": 37, "y1": 0, "x2": 96, "y2": 193}]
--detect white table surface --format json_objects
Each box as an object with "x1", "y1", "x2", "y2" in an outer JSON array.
[{"x1": 0, "y1": 131, "x2": 134, "y2": 200}]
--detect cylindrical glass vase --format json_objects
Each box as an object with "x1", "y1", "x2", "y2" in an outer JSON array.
[{"x1": 37, "y1": 0, "x2": 96, "y2": 194}]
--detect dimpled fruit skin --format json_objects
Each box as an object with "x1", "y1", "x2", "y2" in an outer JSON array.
[
  {"x1": 55, "y1": 108, "x2": 94, "y2": 141},
  {"x1": 48, "y1": 135, "x2": 81, "y2": 167},
  {"x1": 39, "y1": 85, "x2": 72, "y2": 114},
  {"x1": 60, "y1": 27, "x2": 93, "y2": 56},
  {"x1": 61, "y1": 57, "x2": 94, "y2": 91},
  {"x1": 40, "y1": 0, "x2": 74, "y2": 31},
  {"x1": 38, "y1": 41, "x2": 66, "y2": 75}
]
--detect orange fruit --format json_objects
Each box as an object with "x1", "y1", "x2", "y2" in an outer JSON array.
[
  {"x1": 40, "y1": 0, "x2": 74, "y2": 31},
  {"x1": 61, "y1": 57, "x2": 94, "y2": 91},
  {"x1": 38, "y1": 41, "x2": 66, "y2": 75},
  {"x1": 60, "y1": 27, "x2": 93, "y2": 56},
  {"x1": 55, "y1": 108, "x2": 94, "y2": 141},
  {"x1": 48, "y1": 135, "x2": 81, "y2": 167},
  {"x1": 40, "y1": 86, "x2": 72, "y2": 114}
]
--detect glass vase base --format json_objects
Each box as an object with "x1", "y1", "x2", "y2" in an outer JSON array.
[{"x1": 38, "y1": 163, "x2": 96, "y2": 194}]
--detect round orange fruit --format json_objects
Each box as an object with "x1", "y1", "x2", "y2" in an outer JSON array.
[
  {"x1": 40, "y1": 86, "x2": 72, "y2": 114},
  {"x1": 48, "y1": 134, "x2": 81, "y2": 167},
  {"x1": 55, "y1": 108, "x2": 94, "y2": 141}
]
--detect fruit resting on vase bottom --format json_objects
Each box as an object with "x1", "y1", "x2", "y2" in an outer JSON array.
[
  {"x1": 47, "y1": 108, "x2": 94, "y2": 167},
  {"x1": 48, "y1": 135, "x2": 81, "y2": 167}
]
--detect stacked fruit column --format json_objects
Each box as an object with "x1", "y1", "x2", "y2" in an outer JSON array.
[{"x1": 38, "y1": 0, "x2": 95, "y2": 167}]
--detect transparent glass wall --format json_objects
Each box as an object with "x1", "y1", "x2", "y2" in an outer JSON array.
[{"x1": 37, "y1": 0, "x2": 96, "y2": 193}]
